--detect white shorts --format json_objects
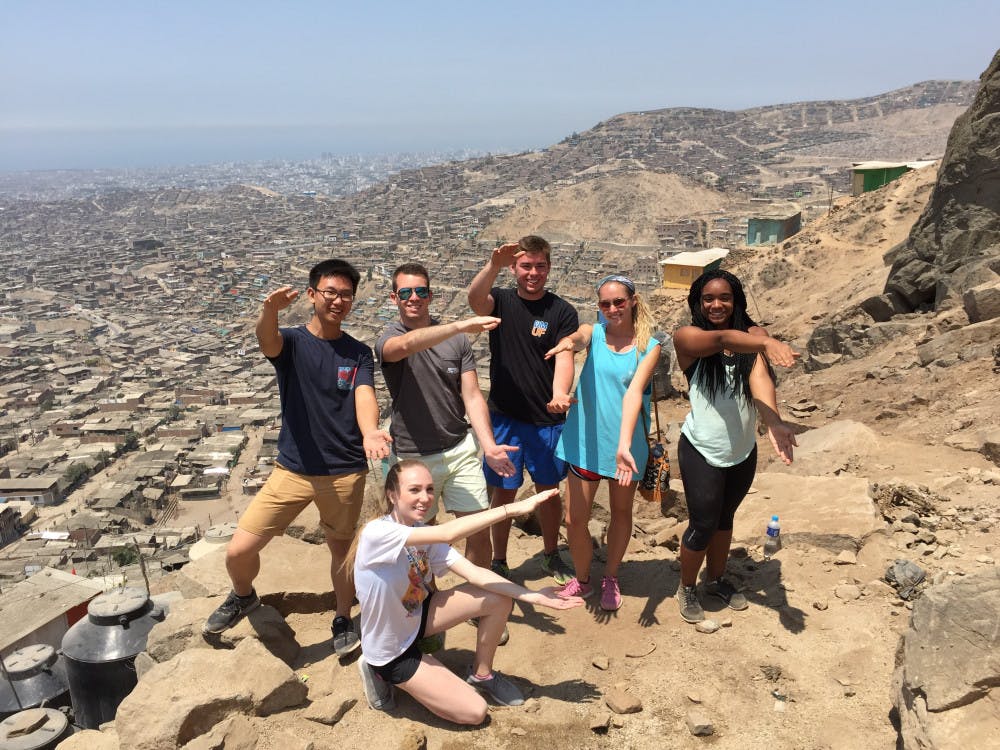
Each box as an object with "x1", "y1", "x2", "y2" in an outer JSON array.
[{"x1": 389, "y1": 432, "x2": 489, "y2": 519}]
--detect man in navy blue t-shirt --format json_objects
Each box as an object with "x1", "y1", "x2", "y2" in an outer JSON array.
[{"x1": 204, "y1": 259, "x2": 392, "y2": 656}]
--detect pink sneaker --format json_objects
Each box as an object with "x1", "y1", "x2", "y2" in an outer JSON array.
[
  {"x1": 557, "y1": 577, "x2": 594, "y2": 599},
  {"x1": 600, "y1": 576, "x2": 622, "y2": 611}
]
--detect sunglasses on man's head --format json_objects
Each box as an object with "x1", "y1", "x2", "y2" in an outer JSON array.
[
  {"x1": 598, "y1": 297, "x2": 628, "y2": 311},
  {"x1": 395, "y1": 286, "x2": 430, "y2": 301}
]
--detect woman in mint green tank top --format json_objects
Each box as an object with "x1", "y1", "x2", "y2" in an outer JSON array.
[
  {"x1": 670, "y1": 270, "x2": 799, "y2": 625},
  {"x1": 545, "y1": 275, "x2": 661, "y2": 612}
]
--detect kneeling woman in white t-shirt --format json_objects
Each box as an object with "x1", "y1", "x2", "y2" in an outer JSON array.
[{"x1": 349, "y1": 459, "x2": 584, "y2": 725}]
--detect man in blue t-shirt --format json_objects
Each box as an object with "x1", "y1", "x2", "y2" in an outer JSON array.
[
  {"x1": 203, "y1": 259, "x2": 392, "y2": 657},
  {"x1": 468, "y1": 235, "x2": 578, "y2": 584}
]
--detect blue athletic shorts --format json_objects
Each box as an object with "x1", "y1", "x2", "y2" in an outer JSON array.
[{"x1": 483, "y1": 412, "x2": 567, "y2": 489}]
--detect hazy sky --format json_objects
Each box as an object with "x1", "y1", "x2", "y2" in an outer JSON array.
[{"x1": 2, "y1": 1, "x2": 998, "y2": 171}]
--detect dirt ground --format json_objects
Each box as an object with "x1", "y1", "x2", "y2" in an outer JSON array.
[{"x1": 229, "y1": 164, "x2": 999, "y2": 750}]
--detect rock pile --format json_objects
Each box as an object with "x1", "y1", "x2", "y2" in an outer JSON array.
[{"x1": 807, "y1": 48, "x2": 1000, "y2": 374}]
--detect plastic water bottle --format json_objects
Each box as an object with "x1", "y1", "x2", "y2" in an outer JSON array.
[{"x1": 763, "y1": 515, "x2": 781, "y2": 559}]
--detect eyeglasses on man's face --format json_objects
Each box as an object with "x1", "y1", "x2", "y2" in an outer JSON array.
[
  {"x1": 598, "y1": 297, "x2": 629, "y2": 311},
  {"x1": 313, "y1": 287, "x2": 355, "y2": 303},
  {"x1": 395, "y1": 286, "x2": 430, "y2": 301}
]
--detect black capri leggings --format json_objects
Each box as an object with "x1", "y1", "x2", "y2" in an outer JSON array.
[{"x1": 678, "y1": 433, "x2": 757, "y2": 551}]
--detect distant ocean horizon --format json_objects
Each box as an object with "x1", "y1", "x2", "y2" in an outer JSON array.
[{"x1": 0, "y1": 124, "x2": 539, "y2": 173}]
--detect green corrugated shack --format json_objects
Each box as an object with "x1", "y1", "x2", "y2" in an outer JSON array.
[
  {"x1": 746, "y1": 212, "x2": 801, "y2": 246},
  {"x1": 850, "y1": 160, "x2": 936, "y2": 196}
]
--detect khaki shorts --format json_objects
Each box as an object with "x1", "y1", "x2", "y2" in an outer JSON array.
[
  {"x1": 390, "y1": 432, "x2": 489, "y2": 520},
  {"x1": 238, "y1": 464, "x2": 366, "y2": 541}
]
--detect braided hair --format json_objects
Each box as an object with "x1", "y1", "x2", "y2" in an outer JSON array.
[{"x1": 686, "y1": 269, "x2": 760, "y2": 406}]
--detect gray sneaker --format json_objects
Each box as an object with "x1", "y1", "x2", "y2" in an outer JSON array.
[
  {"x1": 202, "y1": 589, "x2": 260, "y2": 634},
  {"x1": 466, "y1": 669, "x2": 524, "y2": 706},
  {"x1": 677, "y1": 584, "x2": 705, "y2": 623},
  {"x1": 332, "y1": 615, "x2": 361, "y2": 656},
  {"x1": 541, "y1": 551, "x2": 573, "y2": 585},
  {"x1": 704, "y1": 576, "x2": 749, "y2": 611},
  {"x1": 358, "y1": 655, "x2": 395, "y2": 710}
]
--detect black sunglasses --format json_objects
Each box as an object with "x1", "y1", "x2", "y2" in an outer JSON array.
[{"x1": 396, "y1": 286, "x2": 430, "y2": 300}]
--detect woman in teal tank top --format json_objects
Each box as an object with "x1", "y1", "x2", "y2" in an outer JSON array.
[{"x1": 546, "y1": 275, "x2": 661, "y2": 612}]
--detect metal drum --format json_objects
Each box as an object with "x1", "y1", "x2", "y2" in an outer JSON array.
[
  {"x1": 59, "y1": 588, "x2": 164, "y2": 730},
  {"x1": 0, "y1": 708, "x2": 72, "y2": 750},
  {"x1": 188, "y1": 522, "x2": 237, "y2": 561},
  {"x1": 0, "y1": 646, "x2": 69, "y2": 719}
]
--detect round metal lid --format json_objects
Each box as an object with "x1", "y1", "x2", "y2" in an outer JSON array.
[
  {"x1": 0, "y1": 708, "x2": 68, "y2": 750},
  {"x1": 203, "y1": 522, "x2": 238, "y2": 544},
  {"x1": 87, "y1": 587, "x2": 149, "y2": 619},
  {"x1": 1, "y1": 646, "x2": 56, "y2": 677}
]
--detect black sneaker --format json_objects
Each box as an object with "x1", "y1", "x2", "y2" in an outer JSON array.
[
  {"x1": 202, "y1": 589, "x2": 260, "y2": 634},
  {"x1": 541, "y1": 551, "x2": 573, "y2": 585},
  {"x1": 677, "y1": 584, "x2": 705, "y2": 623},
  {"x1": 332, "y1": 615, "x2": 361, "y2": 656},
  {"x1": 490, "y1": 559, "x2": 511, "y2": 579},
  {"x1": 704, "y1": 576, "x2": 749, "y2": 610}
]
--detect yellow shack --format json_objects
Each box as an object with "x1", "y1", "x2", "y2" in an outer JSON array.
[{"x1": 660, "y1": 248, "x2": 730, "y2": 290}]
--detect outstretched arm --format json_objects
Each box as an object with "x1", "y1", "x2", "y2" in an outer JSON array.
[
  {"x1": 380, "y1": 316, "x2": 500, "y2": 363},
  {"x1": 468, "y1": 242, "x2": 522, "y2": 315},
  {"x1": 404, "y1": 489, "x2": 558, "y2": 547},
  {"x1": 673, "y1": 325, "x2": 799, "y2": 372},
  {"x1": 749, "y1": 354, "x2": 796, "y2": 465},
  {"x1": 615, "y1": 344, "x2": 662, "y2": 484},
  {"x1": 354, "y1": 384, "x2": 392, "y2": 460},
  {"x1": 256, "y1": 286, "x2": 299, "y2": 358},
  {"x1": 545, "y1": 324, "x2": 591, "y2": 413},
  {"x1": 462, "y1": 370, "x2": 518, "y2": 477},
  {"x1": 544, "y1": 324, "x2": 594, "y2": 360},
  {"x1": 448, "y1": 556, "x2": 585, "y2": 610}
]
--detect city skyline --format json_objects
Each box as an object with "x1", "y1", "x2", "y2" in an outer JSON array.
[{"x1": 2, "y1": 0, "x2": 998, "y2": 171}]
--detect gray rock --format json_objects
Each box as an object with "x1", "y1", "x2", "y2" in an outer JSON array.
[
  {"x1": 686, "y1": 708, "x2": 714, "y2": 736},
  {"x1": 835, "y1": 550, "x2": 858, "y2": 565},
  {"x1": 894, "y1": 568, "x2": 1000, "y2": 749},
  {"x1": 695, "y1": 619, "x2": 720, "y2": 634},
  {"x1": 589, "y1": 710, "x2": 612, "y2": 732},
  {"x1": 146, "y1": 597, "x2": 300, "y2": 667},
  {"x1": 397, "y1": 724, "x2": 427, "y2": 750},
  {"x1": 835, "y1": 584, "x2": 861, "y2": 601},
  {"x1": 883, "y1": 47, "x2": 1000, "y2": 315},
  {"x1": 115, "y1": 637, "x2": 308, "y2": 750},
  {"x1": 302, "y1": 692, "x2": 357, "y2": 726},
  {"x1": 163, "y1": 534, "x2": 337, "y2": 615},
  {"x1": 963, "y1": 279, "x2": 1000, "y2": 323},
  {"x1": 916, "y1": 318, "x2": 1000, "y2": 366},
  {"x1": 605, "y1": 687, "x2": 642, "y2": 714},
  {"x1": 55, "y1": 729, "x2": 119, "y2": 750},
  {"x1": 182, "y1": 716, "x2": 257, "y2": 750}
]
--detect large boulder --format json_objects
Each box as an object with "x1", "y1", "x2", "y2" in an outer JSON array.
[
  {"x1": 145, "y1": 597, "x2": 300, "y2": 666},
  {"x1": 893, "y1": 568, "x2": 1000, "y2": 748},
  {"x1": 736, "y1": 473, "x2": 884, "y2": 552},
  {"x1": 164, "y1": 534, "x2": 336, "y2": 615},
  {"x1": 884, "y1": 49, "x2": 1000, "y2": 312},
  {"x1": 115, "y1": 637, "x2": 308, "y2": 750}
]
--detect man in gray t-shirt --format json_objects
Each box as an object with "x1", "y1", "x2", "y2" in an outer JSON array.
[{"x1": 375, "y1": 262, "x2": 518, "y2": 567}]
